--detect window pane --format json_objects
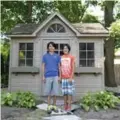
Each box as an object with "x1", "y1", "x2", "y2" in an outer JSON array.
[
  {"x1": 59, "y1": 27, "x2": 65, "y2": 32},
  {"x1": 57, "y1": 24, "x2": 65, "y2": 32},
  {"x1": 47, "y1": 28, "x2": 54, "y2": 33},
  {"x1": 19, "y1": 43, "x2": 25, "y2": 50},
  {"x1": 26, "y1": 51, "x2": 33, "y2": 58},
  {"x1": 19, "y1": 59, "x2": 25, "y2": 66},
  {"x1": 52, "y1": 24, "x2": 56, "y2": 32},
  {"x1": 27, "y1": 43, "x2": 33, "y2": 50},
  {"x1": 55, "y1": 44, "x2": 58, "y2": 50},
  {"x1": 19, "y1": 51, "x2": 26, "y2": 59},
  {"x1": 60, "y1": 44, "x2": 64, "y2": 50},
  {"x1": 80, "y1": 52, "x2": 86, "y2": 59},
  {"x1": 80, "y1": 60, "x2": 86, "y2": 67},
  {"x1": 60, "y1": 51, "x2": 63, "y2": 56},
  {"x1": 87, "y1": 43, "x2": 94, "y2": 50},
  {"x1": 87, "y1": 60, "x2": 94, "y2": 67},
  {"x1": 79, "y1": 43, "x2": 86, "y2": 50},
  {"x1": 26, "y1": 59, "x2": 33, "y2": 66},
  {"x1": 87, "y1": 51, "x2": 94, "y2": 59}
]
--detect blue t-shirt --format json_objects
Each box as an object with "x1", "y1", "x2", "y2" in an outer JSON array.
[{"x1": 42, "y1": 53, "x2": 61, "y2": 78}]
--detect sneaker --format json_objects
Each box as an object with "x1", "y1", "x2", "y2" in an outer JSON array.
[
  {"x1": 66, "y1": 105, "x2": 72, "y2": 114},
  {"x1": 47, "y1": 105, "x2": 52, "y2": 114},
  {"x1": 52, "y1": 105, "x2": 58, "y2": 113},
  {"x1": 64, "y1": 105, "x2": 68, "y2": 111},
  {"x1": 67, "y1": 105, "x2": 71, "y2": 112}
]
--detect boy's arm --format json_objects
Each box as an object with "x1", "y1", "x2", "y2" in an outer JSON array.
[
  {"x1": 58, "y1": 63, "x2": 61, "y2": 79},
  {"x1": 70, "y1": 57, "x2": 75, "y2": 79},
  {"x1": 42, "y1": 63, "x2": 45, "y2": 81},
  {"x1": 58, "y1": 56, "x2": 61, "y2": 80}
]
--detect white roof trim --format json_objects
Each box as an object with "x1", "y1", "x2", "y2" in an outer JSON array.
[
  {"x1": 33, "y1": 12, "x2": 80, "y2": 36},
  {"x1": 78, "y1": 34, "x2": 109, "y2": 37},
  {"x1": 8, "y1": 35, "x2": 36, "y2": 37}
]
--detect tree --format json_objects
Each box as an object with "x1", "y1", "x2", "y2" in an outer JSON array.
[
  {"x1": 54, "y1": 1, "x2": 89, "y2": 23},
  {"x1": 104, "y1": 1, "x2": 117, "y2": 87},
  {"x1": 1, "y1": 1, "x2": 55, "y2": 33},
  {"x1": 82, "y1": 14, "x2": 99, "y2": 23}
]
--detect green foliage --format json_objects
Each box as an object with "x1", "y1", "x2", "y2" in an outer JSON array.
[
  {"x1": 54, "y1": 1, "x2": 89, "y2": 23},
  {"x1": 1, "y1": 92, "x2": 15, "y2": 106},
  {"x1": 1, "y1": 91, "x2": 36, "y2": 108},
  {"x1": 16, "y1": 91, "x2": 36, "y2": 108},
  {"x1": 1, "y1": 1, "x2": 55, "y2": 32},
  {"x1": 109, "y1": 20, "x2": 120, "y2": 49},
  {"x1": 0, "y1": 39, "x2": 10, "y2": 62},
  {"x1": 82, "y1": 14, "x2": 99, "y2": 23},
  {"x1": 80, "y1": 91, "x2": 120, "y2": 112}
]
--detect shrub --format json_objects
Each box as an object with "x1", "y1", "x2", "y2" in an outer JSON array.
[
  {"x1": 16, "y1": 91, "x2": 36, "y2": 108},
  {"x1": 80, "y1": 91, "x2": 120, "y2": 111},
  {"x1": 1, "y1": 91, "x2": 36, "y2": 108}
]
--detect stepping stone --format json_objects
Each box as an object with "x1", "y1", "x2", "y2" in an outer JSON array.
[
  {"x1": 43, "y1": 115, "x2": 81, "y2": 120},
  {"x1": 36, "y1": 103, "x2": 80, "y2": 111},
  {"x1": 36, "y1": 103, "x2": 48, "y2": 111}
]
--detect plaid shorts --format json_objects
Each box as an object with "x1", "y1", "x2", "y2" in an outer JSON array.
[{"x1": 62, "y1": 79, "x2": 75, "y2": 95}]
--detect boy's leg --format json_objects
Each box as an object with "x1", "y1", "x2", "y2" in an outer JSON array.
[
  {"x1": 44, "y1": 77, "x2": 53, "y2": 113},
  {"x1": 52, "y1": 76, "x2": 59, "y2": 112},
  {"x1": 53, "y1": 95, "x2": 56, "y2": 105},
  {"x1": 64, "y1": 95, "x2": 68, "y2": 110},
  {"x1": 67, "y1": 79, "x2": 75, "y2": 111},
  {"x1": 68, "y1": 95, "x2": 72, "y2": 110},
  {"x1": 48, "y1": 95, "x2": 51, "y2": 105}
]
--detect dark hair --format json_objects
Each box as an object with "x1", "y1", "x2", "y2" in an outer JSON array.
[
  {"x1": 63, "y1": 44, "x2": 71, "y2": 52},
  {"x1": 47, "y1": 42, "x2": 56, "y2": 50}
]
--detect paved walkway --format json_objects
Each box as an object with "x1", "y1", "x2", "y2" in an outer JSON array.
[{"x1": 1, "y1": 106, "x2": 120, "y2": 120}]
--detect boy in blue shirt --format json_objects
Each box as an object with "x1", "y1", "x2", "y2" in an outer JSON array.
[{"x1": 42, "y1": 42, "x2": 61, "y2": 114}]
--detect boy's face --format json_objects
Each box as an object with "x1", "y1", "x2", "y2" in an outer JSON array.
[
  {"x1": 63, "y1": 46, "x2": 69, "y2": 54},
  {"x1": 48, "y1": 44, "x2": 55, "y2": 52}
]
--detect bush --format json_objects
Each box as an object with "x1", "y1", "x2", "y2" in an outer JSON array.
[
  {"x1": 1, "y1": 91, "x2": 36, "y2": 108},
  {"x1": 80, "y1": 91, "x2": 120, "y2": 111},
  {"x1": 16, "y1": 91, "x2": 36, "y2": 108}
]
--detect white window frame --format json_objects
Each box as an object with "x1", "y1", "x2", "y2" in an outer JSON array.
[
  {"x1": 79, "y1": 42, "x2": 95, "y2": 67},
  {"x1": 18, "y1": 43, "x2": 33, "y2": 66},
  {"x1": 47, "y1": 23, "x2": 65, "y2": 33}
]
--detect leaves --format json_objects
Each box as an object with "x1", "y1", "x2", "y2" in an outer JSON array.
[
  {"x1": 109, "y1": 20, "x2": 120, "y2": 49},
  {"x1": 1, "y1": 91, "x2": 36, "y2": 108},
  {"x1": 82, "y1": 14, "x2": 99, "y2": 23},
  {"x1": 80, "y1": 91, "x2": 120, "y2": 111},
  {"x1": 1, "y1": 1, "x2": 55, "y2": 33}
]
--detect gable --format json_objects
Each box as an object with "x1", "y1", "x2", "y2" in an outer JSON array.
[
  {"x1": 33, "y1": 12, "x2": 80, "y2": 36},
  {"x1": 36, "y1": 16, "x2": 77, "y2": 37}
]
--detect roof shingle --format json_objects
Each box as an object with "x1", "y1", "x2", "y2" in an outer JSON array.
[
  {"x1": 8, "y1": 23, "x2": 39, "y2": 35},
  {"x1": 72, "y1": 23, "x2": 108, "y2": 34}
]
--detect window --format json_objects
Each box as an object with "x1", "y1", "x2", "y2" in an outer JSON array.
[
  {"x1": 19, "y1": 43, "x2": 33, "y2": 66},
  {"x1": 47, "y1": 24, "x2": 65, "y2": 33},
  {"x1": 54, "y1": 43, "x2": 66, "y2": 56},
  {"x1": 79, "y1": 43, "x2": 94, "y2": 67}
]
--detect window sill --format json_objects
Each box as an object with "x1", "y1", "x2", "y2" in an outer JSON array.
[
  {"x1": 10, "y1": 67, "x2": 39, "y2": 74},
  {"x1": 75, "y1": 67, "x2": 102, "y2": 74}
]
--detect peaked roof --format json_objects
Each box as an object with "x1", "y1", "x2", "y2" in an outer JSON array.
[{"x1": 8, "y1": 12, "x2": 108, "y2": 37}]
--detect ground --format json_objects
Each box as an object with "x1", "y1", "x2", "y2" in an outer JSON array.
[{"x1": 1, "y1": 105, "x2": 120, "y2": 120}]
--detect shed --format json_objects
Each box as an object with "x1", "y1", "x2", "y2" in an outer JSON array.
[{"x1": 8, "y1": 12, "x2": 109, "y2": 99}]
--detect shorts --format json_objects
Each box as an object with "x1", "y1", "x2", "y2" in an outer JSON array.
[
  {"x1": 44, "y1": 76, "x2": 59, "y2": 96},
  {"x1": 62, "y1": 79, "x2": 75, "y2": 95}
]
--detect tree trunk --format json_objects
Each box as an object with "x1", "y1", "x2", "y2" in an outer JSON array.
[
  {"x1": 104, "y1": 1, "x2": 117, "y2": 87},
  {"x1": 26, "y1": 1, "x2": 32, "y2": 23}
]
